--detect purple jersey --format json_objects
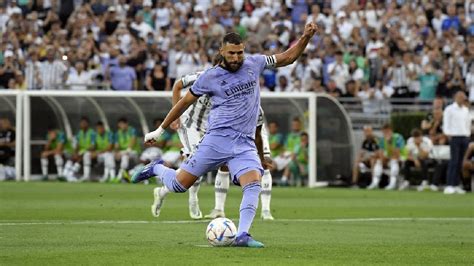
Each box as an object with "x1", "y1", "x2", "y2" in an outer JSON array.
[{"x1": 189, "y1": 54, "x2": 275, "y2": 138}]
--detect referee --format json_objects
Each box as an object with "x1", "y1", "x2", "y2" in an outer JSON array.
[{"x1": 443, "y1": 91, "x2": 472, "y2": 194}]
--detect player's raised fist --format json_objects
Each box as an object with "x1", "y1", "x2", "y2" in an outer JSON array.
[{"x1": 303, "y1": 22, "x2": 319, "y2": 38}]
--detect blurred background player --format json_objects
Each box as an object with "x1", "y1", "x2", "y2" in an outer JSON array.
[
  {"x1": 0, "y1": 118, "x2": 15, "y2": 181},
  {"x1": 404, "y1": 129, "x2": 434, "y2": 191},
  {"x1": 352, "y1": 125, "x2": 379, "y2": 188},
  {"x1": 161, "y1": 127, "x2": 182, "y2": 168},
  {"x1": 41, "y1": 125, "x2": 66, "y2": 181},
  {"x1": 168, "y1": 68, "x2": 210, "y2": 219},
  {"x1": 114, "y1": 117, "x2": 140, "y2": 182},
  {"x1": 288, "y1": 132, "x2": 309, "y2": 186},
  {"x1": 93, "y1": 121, "x2": 116, "y2": 183},
  {"x1": 279, "y1": 118, "x2": 304, "y2": 185},
  {"x1": 367, "y1": 124, "x2": 406, "y2": 190},
  {"x1": 462, "y1": 143, "x2": 474, "y2": 192},
  {"x1": 64, "y1": 117, "x2": 96, "y2": 182}
]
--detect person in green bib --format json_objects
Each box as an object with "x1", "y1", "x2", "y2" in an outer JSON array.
[
  {"x1": 40, "y1": 125, "x2": 67, "y2": 180},
  {"x1": 279, "y1": 117, "x2": 304, "y2": 184},
  {"x1": 114, "y1": 117, "x2": 140, "y2": 182},
  {"x1": 288, "y1": 132, "x2": 309, "y2": 186},
  {"x1": 161, "y1": 128, "x2": 183, "y2": 168},
  {"x1": 367, "y1": 124, "x2": 406, "y2": 190},
  {"x1": 268, "y1": 121, "x2": 284, "y2": 159},
  {"x1": 63, "y1": 117, "x2": 96, "y2": 182},
  {"x1": 93, "y1": 121, "x2": 116, "y2": 183},
  {"x1": 267, "y1": 121, "x2": 289, "y2": 174}
]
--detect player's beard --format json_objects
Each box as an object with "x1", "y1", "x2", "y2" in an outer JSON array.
[{"x1": 222, "y1": 57, "x2": 243, "y2": 72}]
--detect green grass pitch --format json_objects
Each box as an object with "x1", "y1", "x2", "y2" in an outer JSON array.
[{"x1": 0, "y1": 182, "x2": 473, "y2": 265}]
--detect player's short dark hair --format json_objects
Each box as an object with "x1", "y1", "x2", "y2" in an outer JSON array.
[
  {"x1": 335, "y1": 50, "x2": 343, "y2": 56},
  {"x1": 292, "y1": 117, "x2": 301, "y2": 123},
  {"x1": 80, "y1": 116, "x2": 89, "y2": 123},
  {"x1": 222, "y1": 32, "x2": 242, "y2": 46},
  {"x1": 411, "y1": 128, "x2": 422, "y2": 137},
  {"x1": 118, "y1": 117, "x2": 128, "y2": 123},
  {"x1": 96, "y1": 121, "x2": 104, "y2": 127},
  {"x1": 301, "y1": 132, "x2": 309, "y2": 138},
  {"x1": 382, "y1": 123, "x2": 392, "y2": 130}
]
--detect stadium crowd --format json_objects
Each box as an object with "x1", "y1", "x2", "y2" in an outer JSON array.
[{"x1": 0, "y1": 0, "x2": 472, "y2": 102}]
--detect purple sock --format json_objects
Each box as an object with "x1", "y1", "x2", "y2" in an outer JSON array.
[
  {"x1": 237, "y1": 181, "x2": 261, "y2": 237},
  {"x1": 153, "y1": 164, "x2": 187, "y2": 193}
]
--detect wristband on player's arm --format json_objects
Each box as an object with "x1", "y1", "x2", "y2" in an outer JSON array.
[{"x1": 144, "y1": 126, "x2": 164, "y2": 142}]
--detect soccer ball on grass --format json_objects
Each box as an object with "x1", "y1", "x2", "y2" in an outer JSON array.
[{"x1": 206, "y1": 217, "x2": 237, "y2": 247}]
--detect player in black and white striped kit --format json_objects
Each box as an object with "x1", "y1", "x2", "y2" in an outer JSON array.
[{"x1": 156, "y1": 57, "x2": 275, "y2": 220}]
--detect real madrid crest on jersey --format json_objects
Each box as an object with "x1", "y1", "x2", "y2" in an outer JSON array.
[{"x1": 247, "y1": 69, "x2": 255, "y2": 78}]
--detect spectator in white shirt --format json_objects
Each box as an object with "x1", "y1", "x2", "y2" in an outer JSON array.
[
  {"x1": 25, "y1": 49, "x2": 42, "y2": 90},
  {"x1": 189, "y1": 5, "x2": 208, "y2": 29},
  {"x1": 336, "y1": 11, "x2": 354, "y2": 41},
  {"x1": 442, "y1": 91, "x2": 471, "y2": 194},
  {"x1": 404, "y1": 128, "x2": 435, "y2": 191},
  {"x1": 40, "y1": 49, "x2": 67, "y2": 90},
  {"x1": 348, "y1": 59, "x2": 364, "y2": 83},
  {"x1": 328, "y1": 51, "x2": 350, "y2": 93},
  {"x1": 153, "y1": 1, "x2": 172, "y2": 29},
  {"x1": 66, "y1": 61, "x2": 92, "y2": 90},
  {"x1": 175, "y1": 41, "x2": 200, "y2": 78},
  {"x1": 388, "y1": 54, "x2": 410, "y2": 97},
  {"x1": 130, "y1": 13, "x2": 153, "y2": 39},
  {"x1": 306, "y1": 4, "x2": 326, "y2": 25},
  {"x1": 431, "y1": 9, "x2": 447, "y2": 38},
  {"x1": 358, "y1": 81, "x2": 378, "y2": 114},
  {"x1": 291, "y1": 54, "x2": 315, "y2": 91}
]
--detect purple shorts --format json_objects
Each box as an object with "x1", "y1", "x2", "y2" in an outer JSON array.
[{"x1": 180, "y1": 130, "x2": 263, "y2": 185}]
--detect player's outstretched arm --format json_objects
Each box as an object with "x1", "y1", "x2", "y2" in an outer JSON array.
[
  {"x1": 171, "y1": 79, "x2": 184, "y2": 106},
  {"x1": 144, "y1": 91, "x2": 198, "y2": 144},
  {"x1": 274, "y1": 22, "x2": 319, "y2": 67}
]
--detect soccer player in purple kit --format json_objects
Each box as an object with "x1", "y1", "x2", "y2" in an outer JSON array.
[{"x1": 132, "y1": 22, "x2": 319, "y2": 248}]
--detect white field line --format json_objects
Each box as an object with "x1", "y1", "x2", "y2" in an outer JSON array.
[{"x1": 0, "y1": 217, "x2": 472, "y2": 226}]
